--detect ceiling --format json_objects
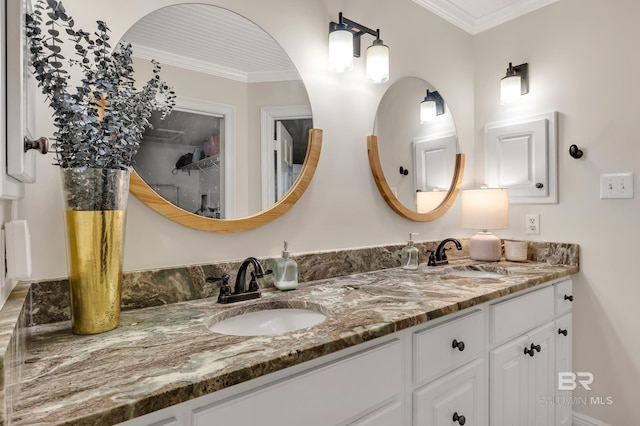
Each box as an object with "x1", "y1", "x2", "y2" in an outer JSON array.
[
  {"x1": 121, "y1": 1, "x2": 560, "y2": 81},
  {"x1": 121, "y1": 4, "x2": 299, "y2": 83},
  {"x1": 413, "y1": 0, "x2": 560, "y2": 34}
]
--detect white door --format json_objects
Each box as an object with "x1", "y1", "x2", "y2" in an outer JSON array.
[
  {"x1": 275, "y1": 122, "x2": 294, "y2": 202},
  {"x1": 413, "y1": 133, "x2": 456, "y2": 192}
]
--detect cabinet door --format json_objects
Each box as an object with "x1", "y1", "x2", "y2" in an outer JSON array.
[
  {"x1": 555, "y1": 313, "x2": 573, "y2": 426},
  {"x1": 414, "y1": 359, "x2": 486, "y2": 426},
  {"x1": 490, "y1": 335, "x2": 529, "y2": 426},
  {"x1": 527, "y1": 323, "x2": 555, "y2": 426}
]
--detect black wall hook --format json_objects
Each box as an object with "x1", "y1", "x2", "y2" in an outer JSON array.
[
  {"x1": 399, "y1": 166, "x2": 409, "y2": 176},
  {"x1": 569, "y1": 144, "x2": 584, "y2": 159}
]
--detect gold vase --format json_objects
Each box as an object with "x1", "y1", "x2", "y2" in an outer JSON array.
[{"x1": 61, "y1": 168, "x2": 130, "y2": 335}]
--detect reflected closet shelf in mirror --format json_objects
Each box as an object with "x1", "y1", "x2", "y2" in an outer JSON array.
[
  {"x1": 367, "y1": 135, "x2": 464, "y2": 221},
  {"x1": 175, "y1": 154, "x2": 220, "y2": 174},
  {"x1": 131, "y1": 129, "x2": 322, "y2": 232}
]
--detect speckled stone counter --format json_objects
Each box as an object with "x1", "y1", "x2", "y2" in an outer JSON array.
[{"x1": 11, "y1": 251, "x2": 578, "y2": 425}]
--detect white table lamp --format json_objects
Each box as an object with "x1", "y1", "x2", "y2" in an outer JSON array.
[{"x1": 461, "y1": 188, "x2": 509, "y2": 261}]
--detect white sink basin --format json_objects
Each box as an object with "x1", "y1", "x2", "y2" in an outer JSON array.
[{"x1": 208, "y1": 308, "x2": 327, "y2": 336}]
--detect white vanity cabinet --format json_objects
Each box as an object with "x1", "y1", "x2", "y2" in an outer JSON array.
[
  {"x1": 118, "y1": 277, "x2": 574, "y2": 426},
  {"x1": 489, "y1": 279, "x2": 573, "y2": 426}
]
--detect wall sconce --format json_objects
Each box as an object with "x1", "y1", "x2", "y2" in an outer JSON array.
[
  {"x1": 329, "y1": 12, "x2": 389, "y2": 83},
  {"x1": 461, "y1": 188, "x2": 509, "y2": 261},
  {"x1": 420, "y1": 90, "x2": 444, "y2": 123},
  {"x1": 500, "y1": 62, "x2": 529, "y2": 103}
]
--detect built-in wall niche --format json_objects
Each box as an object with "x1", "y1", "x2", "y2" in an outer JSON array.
[{"x1": 484, "y1": 111, "x2": 558, "y2": 204}]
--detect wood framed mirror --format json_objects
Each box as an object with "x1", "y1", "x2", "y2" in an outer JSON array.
[
  {"x1": 121, "y1": 4, "x2": 321, "y2": 232},
  {"x1": 369, "y1": 77, "x2": 464, "y2": 221}
]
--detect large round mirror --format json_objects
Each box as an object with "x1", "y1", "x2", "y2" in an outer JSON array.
[
  {"x1": 122, "y1": 4, "x2": 321, "y2": 232},
  {"x1": 368, "y1": 77, "x2": 464, "y2": 221}
]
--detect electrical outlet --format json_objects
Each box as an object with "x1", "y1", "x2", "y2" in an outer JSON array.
[
  {"x1": 600, "y1": 172, "x2": 634, "y2": 199},
  {"x1": 526, "y1": 213, "x2": 540, "y2": 235}
]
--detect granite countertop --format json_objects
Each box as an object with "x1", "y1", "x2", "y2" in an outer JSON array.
[{"x1": 12, "y1": 258, "x2": 578, "y2": 425}]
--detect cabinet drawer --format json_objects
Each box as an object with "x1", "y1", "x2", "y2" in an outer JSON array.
[
  {"x1": 414, "y1": 310, "x2": 484, "y2": 384},
  {"x1": 555, "y1": 279, "x2": 573, "y2": 316},
  {"x1": 193, "y1": 339, "x2": 403, "y2": 426},
  {"x1": 490, "y1": 286, "x2": 554, "y2": 344}
]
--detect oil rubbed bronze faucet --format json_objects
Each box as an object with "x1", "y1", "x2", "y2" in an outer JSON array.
[
  {"x1": 207, "y1": 257, "x2": 272, "y2": 304},
  {"x1": 427, "y1": 238, "x2": 462, "y2": 266}
]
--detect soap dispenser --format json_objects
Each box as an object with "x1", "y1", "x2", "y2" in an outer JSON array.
[
  {"x1": 401, "y1": 233, "x2": 420, "y2": 270},
  {"x1": 274, "y1": 241, "x2": 298, "y2": 290}
]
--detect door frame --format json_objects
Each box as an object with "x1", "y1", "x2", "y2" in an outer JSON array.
[
  {"x1": 260, "y1": 105, "x2": 312, "y2": 210},
  {"x1": 175, "y1": 97, "x2": 236, "y2": 218}
]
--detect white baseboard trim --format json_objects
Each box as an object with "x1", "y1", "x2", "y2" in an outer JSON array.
[{"x1": 573, "y1": 411, "x2": 610, "y2": 426}]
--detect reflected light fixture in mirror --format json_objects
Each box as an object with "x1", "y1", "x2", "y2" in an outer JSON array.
[
  {"x1": 500, "y1": 62, "x2": 529, "y2": 103},
  {"x1": 461, "y1": 188, "x2": 509, "y2": 261},
  {"x1": 370, "y1": 76, "x2": 464, "y2": 221},
  {"x1": 420, "y1": 90, "x2": 444, "y2": 123},
  {"x1": 329, "y1": 12, "x2": 389, "y2": 83}
]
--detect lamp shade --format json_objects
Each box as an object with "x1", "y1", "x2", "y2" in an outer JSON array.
[
  {"x1": 461, "y1": 188, "x2": 509, "y2": 231},
  {"x1": 329, "y1": 25, "x2": 353, "y2": 72},
  {"x1": 365, "y1": 39, "x2": 389, "y2": 83},
  {"x1": 500, "y1": 74, "x2": 522, "y2": 103},
  {"x1": 416, "y1": 190, "x2": 446, "y2": 213}
]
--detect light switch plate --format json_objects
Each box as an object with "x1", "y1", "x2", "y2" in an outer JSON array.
[{"x1": 600, "y1": 173, "x2": 634, "y2": 199}]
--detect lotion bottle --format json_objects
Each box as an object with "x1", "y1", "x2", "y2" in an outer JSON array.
[
  {"x1": 274, "y1": 241, "x2": 298, "y2": 290},
  {"x1": 401, "y1": 233, "x2": 420, "y2": 270}
]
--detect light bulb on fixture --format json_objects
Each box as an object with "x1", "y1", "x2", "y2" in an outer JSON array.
[
  {"x1": 366, "y1": 36, "x2": 389, "y2": 83},
  {"x1": 329, "y1": 18, "x2": 353, "y2": 72},
  {"x1": 500, "y1": 62, "x2": 529, "y2": 103},
  {"x1": 420, "y1": 90, "x2": 444, "y2": 123}
]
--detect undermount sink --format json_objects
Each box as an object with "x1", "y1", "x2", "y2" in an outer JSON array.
[
  {"x1": 207, "y1": 303, "x2": 328, "y2": 336},
  {"x1": 442, "y1": 266, "x2": 508, "y2": 279}
]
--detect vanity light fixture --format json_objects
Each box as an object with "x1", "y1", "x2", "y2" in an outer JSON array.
[
  {"x1": 500, "y1": 62, "x2": 529, "y2": 103},
  {"x1": 420, "y1": 90, "x2": 444, "y2": 123},
  {"x1": 461, "y1": 188, "x2": 509, "y2": 262},
  {"x1": 329, "y1": 12, "x2": 389, "y2": 83}
]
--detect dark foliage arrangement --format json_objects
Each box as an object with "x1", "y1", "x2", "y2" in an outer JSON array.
[{"x1": 25, "y1": 0, "x2": 176, "y2": 170}]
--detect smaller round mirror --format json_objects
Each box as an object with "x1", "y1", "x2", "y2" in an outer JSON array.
[{"x1": 368, "y1": 77, "x2": 464, "y2": 221}]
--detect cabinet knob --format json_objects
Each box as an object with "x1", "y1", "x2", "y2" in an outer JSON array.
[
  {"x1": 558, "y1": 328, "x2": 568, "y2": 336},
  {"x1": 564, "y1": 294, "x2": 574, "y2": 302},
  {"x1": 524, "y1": 343, "x2": 541, "y2": 357},
  {"x1": 535, "y1": 182, "x2": 544, "y2": 188},
  {"x1": 452, "y1": 412, "x2": 466, "y2": 425},
  {"x1": 24, "y1": 136, "x2": 49, "y2": 154},
  {"x1": 451, "y1": 339, "x2": 465, "y2": 352}
]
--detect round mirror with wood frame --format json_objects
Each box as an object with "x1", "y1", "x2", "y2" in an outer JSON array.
[
  {"x1": 369, "y1": 76, "x2": 464, "y2": 221},
  {"x1": 121, "y1": 3, "x2": 320, "y2": 232},
  {"x1": 131, "y1": 129, "x2": 321, "y2": 232}
]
